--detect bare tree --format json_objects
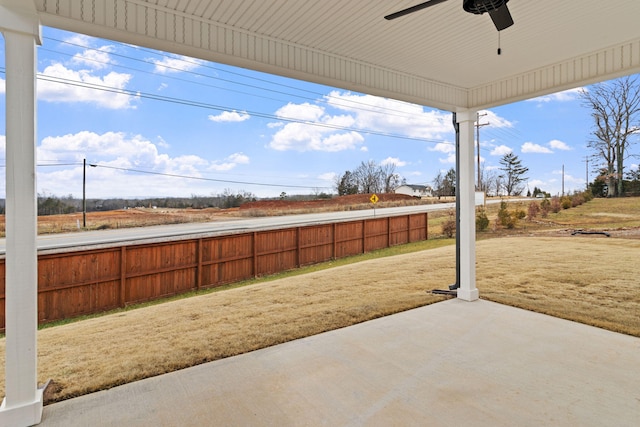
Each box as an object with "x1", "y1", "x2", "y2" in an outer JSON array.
[
  {"x1": 581, "y1": 76, "x2": 640, "y2": 197},
  {"x1": 380, "y1": 162, "x2": 401, "y2": 192}
]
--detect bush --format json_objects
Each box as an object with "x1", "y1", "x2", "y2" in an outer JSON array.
[
  {"x1": 550, "y1": 197, "x2": 562, "y2": 213},
  {"x1": 442, "y1": 210, "x2": 456, "y2": 238},
  {"x1": 561, "y1": 196, "x2": 572, "y2": 210},
  {"x1": 514, "y1": 209, "x2": 526, "y2": 220},
  {"x1": 540, "y1": 198, "x2": 550, "y2": 218},
  {"x1": 527, "y1": 201, "x2": 540, "y2": 220},
  {"x1": 476, "y1": 208, "x2": 489, "y2": 231},
  {"x1": 496, "y1": 200, "x2": 517, "y2": 229},
  {"x1": 571, "y1": 193, "x2": 585, "y2": 207}
]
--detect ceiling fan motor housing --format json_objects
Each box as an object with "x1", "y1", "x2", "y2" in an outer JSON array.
[{"x1": 463, "y1": 0, "x2": 509, "y2": 15}]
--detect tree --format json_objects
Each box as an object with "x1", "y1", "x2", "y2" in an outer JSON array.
[
  {"x1": 335, "y1": 171, "x2": 358, "y2": 195},
  {"x1": 499, "y1": 153, "x2": 528, "y2": 196},
  {"x1": 432, "y1": 167, "x2": 456, "y2": 197},
  {"x1": 380, "y1": 162, "x2": 401, "y2": 193},
  {"x1": 580, "y1": 76, "x2": 640, "y2": 197},
  {"x1": 353, "y1": 160, "x2": 382, "y2": 193}
]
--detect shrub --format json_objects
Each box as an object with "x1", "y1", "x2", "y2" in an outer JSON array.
[
  {"x1": 476, "y1": 208, "x2": 489, "y2": 231},
  {"x1": 550, "y1": 197, "x2": 562, "y2": 213},
  {"x1": 514, "y1": 209, "x2": 526, "y2": 220},
  {"x1": 571, "y1": 193, "x2": 585, "y2": 207},
  {"x1": 540, "y1": 198, "x2": 550, "y2": 218},
  {"x1": 497, "y1": 200, "x2": 517, "y2": 229},
  {"x1": 442, "y1": 210, "x2": 456, "y2": 238},
  {"x1": 527, "y1": 201, "x2": 540, "y2": 220},
  {"x1": 561, "y1": 196, "x2": 572, "y2": 209}
]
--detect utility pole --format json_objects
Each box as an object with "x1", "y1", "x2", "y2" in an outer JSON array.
[
  {"x1": 475, "y1": 112, "x2": 489, "y2": 191},
  {"x1": 562, "y1": 164, "x2": 565, "y2": 196},
  {"x1": 584, "y1": 156, "x2": 589, "y2": 190},
  {"x1": 83, "y1": 159, "x2": 97, "y2": 228},
  {"x1": 83, "y1": 158, "x2": 87, "y2": 228}
]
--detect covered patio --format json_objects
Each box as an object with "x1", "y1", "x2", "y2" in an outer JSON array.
[
  {"x1": 2, "y1": 1, "x2": 640, "y2": 425},
  {"x1": 39, "y1": 299, "x2": 640, "y2": 426}
]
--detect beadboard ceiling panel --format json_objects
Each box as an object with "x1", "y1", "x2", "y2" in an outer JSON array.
[{"x1": 29, "y1": 0, "x2": 640, "y2": 110}]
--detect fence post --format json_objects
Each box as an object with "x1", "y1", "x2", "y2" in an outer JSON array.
[
  {"x1": 332, "y1": 223, "x2": 337, "y2": 259},
  {"x1": 296, "y1": 227, "x2": 301, "y2": 267},
  {"x1": 253, "y1": 231, "x2": 258, "y2": 278},
  {"x1": 387, "y1": 216, "x2": 391, "y2": 247},
  {"x1": 196, "y1": 238, "x2": 203, "y2": 290},
  {"x1": 119, "y1": 246, "x2": 127, "y2": 308},
  {"x1": 425, "y1": 212, "x2": 429, "y2": 240},
  {"x1": 362, "y1": 219, "x2": 366, "y2": 253}
]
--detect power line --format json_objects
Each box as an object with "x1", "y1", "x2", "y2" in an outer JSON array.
[
  {"x1": 34, "y1": 72, "x2": 451, "y2": 146},
  {"x1": 83, "y1": 164, "x2": 333, "y2": 190},
  {"x1": 42, "y1": 36, "x2": 444, "y2": 122}
]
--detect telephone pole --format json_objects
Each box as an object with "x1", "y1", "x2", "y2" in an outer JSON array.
[
  {"x1": 584, "y1": 156, "x2": 589, "y2": 190},
  {"x1": 475, "y1": 112, "x2": 489, "y2": 190}
]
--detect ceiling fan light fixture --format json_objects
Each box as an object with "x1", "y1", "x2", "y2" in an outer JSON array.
[{"x1": 463, "y1": 0, "x2": 509, "y2": 15}]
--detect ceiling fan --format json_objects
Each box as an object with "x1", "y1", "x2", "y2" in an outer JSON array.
[{"x1": 384, "y1": 0, "x2": 514, "y2": 31}]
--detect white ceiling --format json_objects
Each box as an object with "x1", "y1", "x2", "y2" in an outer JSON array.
[{"x1": 30, "y1": 0, "x2": 640, "y2": 111}]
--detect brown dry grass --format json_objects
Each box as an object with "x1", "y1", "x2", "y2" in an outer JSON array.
[
  {"x1": 1, "y1": 234, "x2": 639, "y2": 404},
  {"x1": 0, "y1": 197, "x2": 638, "y2": 404}
]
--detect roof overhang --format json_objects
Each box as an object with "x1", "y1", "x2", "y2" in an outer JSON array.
[{"x1": 26, "y1": 0, "x2": 640, "y2": 111}]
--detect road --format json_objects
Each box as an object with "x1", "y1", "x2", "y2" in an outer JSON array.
[{"x1": 0, "y1": 199, "x2": 515, "y2": 254}]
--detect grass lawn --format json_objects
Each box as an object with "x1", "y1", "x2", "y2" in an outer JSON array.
[{"x1": 0, "y1": 197, "x2": 638, "y2": 404}]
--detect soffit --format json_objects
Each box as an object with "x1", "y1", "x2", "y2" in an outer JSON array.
[{"x1": 31, "y1": 0, "x2": 640, "y2": 110}]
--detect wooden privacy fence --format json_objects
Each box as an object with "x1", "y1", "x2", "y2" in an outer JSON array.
[{"x1": 0, "y1": 213, "x2": 427, "y2": 330}]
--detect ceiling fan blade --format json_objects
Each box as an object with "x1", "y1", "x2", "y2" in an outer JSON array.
[
  {"x1": 384, "y1": 0, "x2": 450, "y2": 20},
  {"x1": 488, "y1": 4, "x2": 514, "y2": 31}
]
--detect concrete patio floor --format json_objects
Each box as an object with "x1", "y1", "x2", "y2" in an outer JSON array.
[{"x1": 40, "y1": 299, "x2": 640, "y2": 426}]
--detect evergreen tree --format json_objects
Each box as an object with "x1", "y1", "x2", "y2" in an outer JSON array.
[{"x1": 499, "y1": 153, "x2": 529, "y2": 196}]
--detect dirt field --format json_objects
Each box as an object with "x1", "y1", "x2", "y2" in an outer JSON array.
[{"x1": 0, "y1": 193, "x2": 426, "y2": 236}]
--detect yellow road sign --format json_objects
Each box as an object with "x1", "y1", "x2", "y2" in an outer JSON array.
[{"x1": 370, "y1": 194, "x2": 379, "y2": 204}]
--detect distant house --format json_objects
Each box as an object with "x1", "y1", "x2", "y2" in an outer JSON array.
[{"x1": 394, "y1": 184, "x2": 433, "y2": 198}]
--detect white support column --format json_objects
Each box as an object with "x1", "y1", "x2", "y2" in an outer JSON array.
[
  {"x1": 456, "y1": 110, "x2": 479, "y2": 301},
  {"x1": 0, "y1": 4, "x2": 43, "y2": 426}
]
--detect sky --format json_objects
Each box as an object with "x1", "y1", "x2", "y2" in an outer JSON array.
[{"x1": 0, "y1": 26, "x2": 638, "y2": 200}]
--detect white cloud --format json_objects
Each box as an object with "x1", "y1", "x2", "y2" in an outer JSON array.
[
  {"x1": 227, "y1": 152, "x2": 250, "y2": 164},
  {"x1": 522, "y1": 142, "x2": 552, "y2": 154},
  {"x1": 325, "y1": 91, "x2": 452, "y2": 139},
  {"x1": 381, "y1": 157, "x2": 408, "y2": 167},
  {"x1": 38, "y1": 63, "x2": 137, "y2": 109},
  {"x1": 429, "y1": 142, "x2": 455, "y2": 154},
  {"x1": 209, "y1": 152, "x2": 250, "y2": 171},
  {"x1": 209, "y1": 110, "x2": 251, "y2": 123},
  {"x1": 529, "y1": 88, "x2": 584, "y2": 103},
  {"x1": 360, "y1": 146, "x2": 369, "y2": 152},
  {"x1": 269, "y1": 103, "x2": 363, "y2": 152},
  {"x1": 72, "y1": 46, "x2": 114, "y2": 70},
  {"x1": 479, "y1": 110, "x2": 514, "y2": 128},
  {"x1": 548, "y1": 139, "x2": 572, "y2": 151},
  {"x1": 26, "y1": 131, "x2": 259, "y2": 198},
  {"x1": 0, "y1": 78, "x2": 5, "y2": 94},
  {"x1": 439, "y1": 153, "x2": 456, "y2": 164},
  {"x1": 490, "y1": 145, "x2": 512, "y2": 156},
  {"x1": 151, "y1": 55, "x2": 203, "y2": 73},
  {"x1": 276, "y1": 102, "x2": 325, "y2": 122}
]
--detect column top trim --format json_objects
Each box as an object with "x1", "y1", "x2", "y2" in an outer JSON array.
[{"x1": 0, "y1": 5, "x2": 42, "y2": 44}]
